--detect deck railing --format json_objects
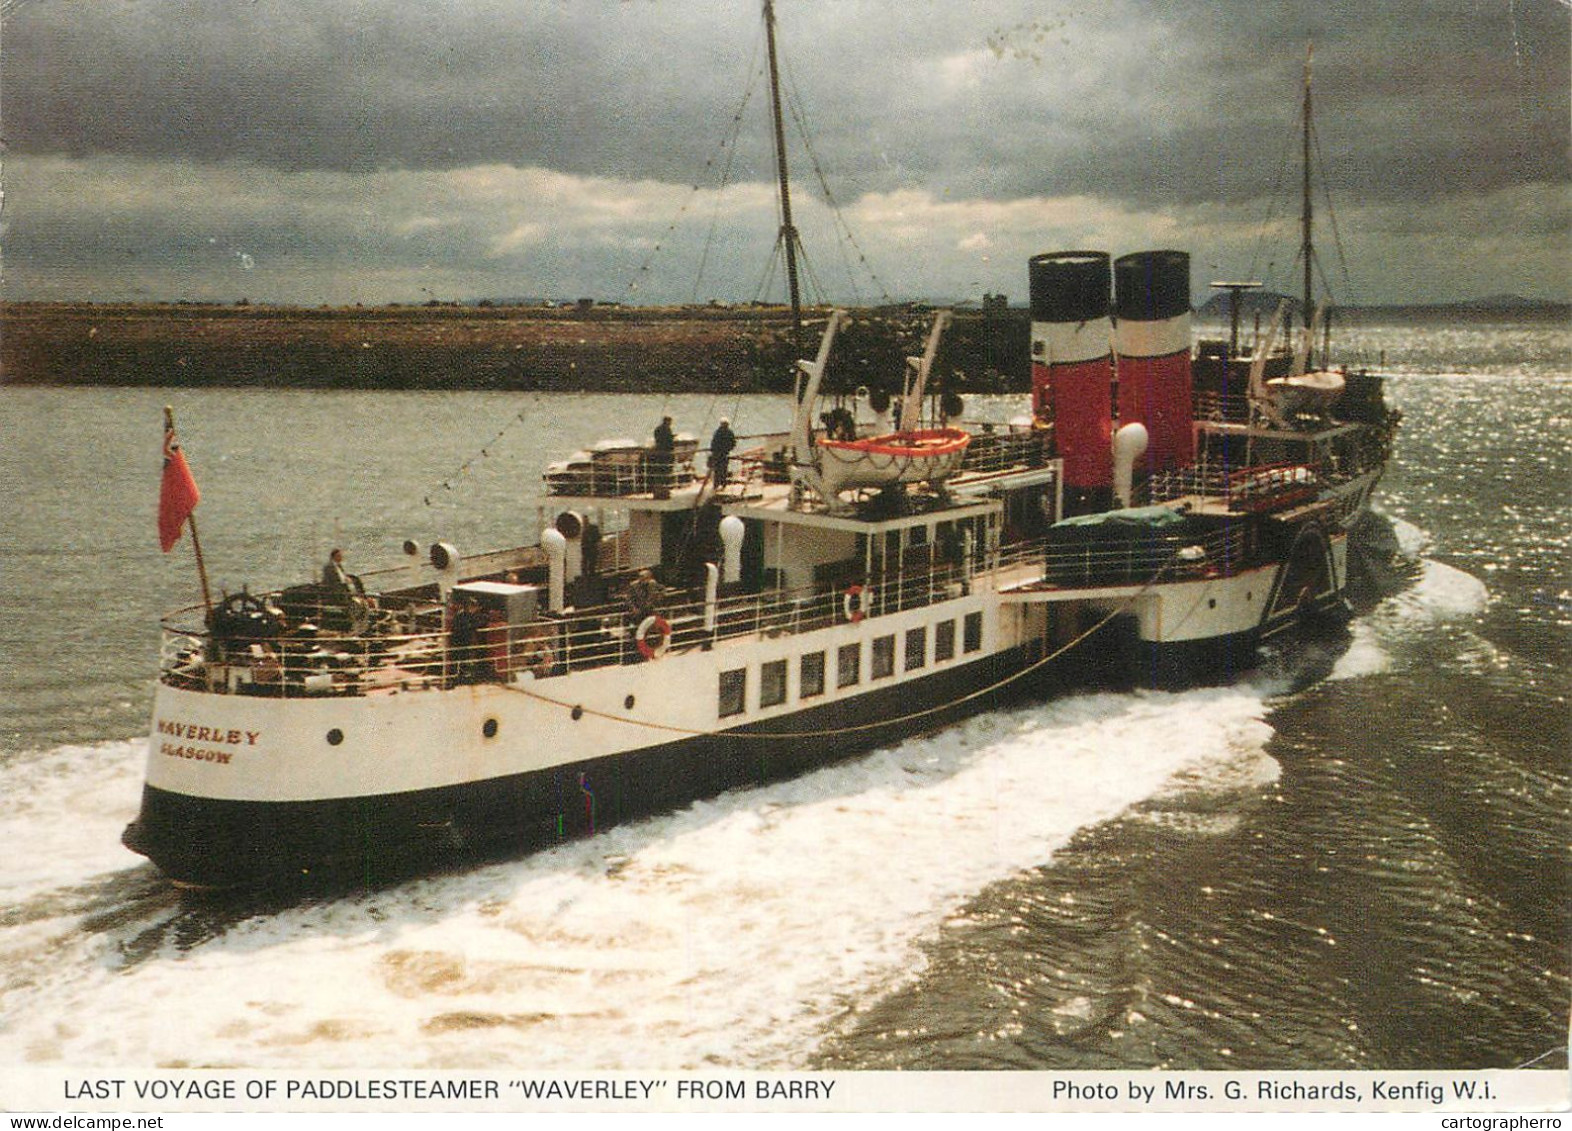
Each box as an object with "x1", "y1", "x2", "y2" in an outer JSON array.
[
  {"x1": 1192, "y1": 391, "x2": 1253, "y2": 423},
  {"x1": 159, "y1": 555, "x2": 979, "y2": 699},
  {"x1": 158, "y1": 510, "x2": 1245, "y2": 699},
  {"x1": 1040, "y1": 525, "x2": 1247, "y2": 587},
  {"x1": 958, "y1": 428, "x2": 1051, "y2": 474}
]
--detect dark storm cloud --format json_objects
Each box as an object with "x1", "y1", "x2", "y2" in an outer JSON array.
[
  {"x1": 811, "y1": 0, "x2": 1571, "y2": 207},
  {"x1": 8, "y1": 0, "x2": 1564, "y2": 201},
  {"x1": 4, "y1": 1, "x2": 771, "y2": 178},
  {"x1": 3, "y1": 0, "x2": 1566, "y2": 304}
]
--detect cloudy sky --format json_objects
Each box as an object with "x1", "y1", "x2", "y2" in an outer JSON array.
[{"x1": 3, "y1": 0, "x2": 1567, "y2": 306}]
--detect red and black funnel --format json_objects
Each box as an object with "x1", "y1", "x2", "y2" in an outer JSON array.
[
  {"x1": 1113, "y1": 250, "x2": 1194, "y2": 472},
  {"x1": 1030, "y1": 251, "x2": 1114, "y2": 489}
]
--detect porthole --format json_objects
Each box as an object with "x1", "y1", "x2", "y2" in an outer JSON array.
[
  {"x1": 482, "y1": 718, "x2": 499, "y2": 739},
  {"x1": 571, "y1": 705, "x2": 585, "y2": 721},
  {"x1": 624, "y1": 695, "x2": 636, "y2": 710},
  {"x1": 326, "y1": 728, "x2": 344, "y2": 746},
  {"x1": 1208, "y1": 598, "x2": 1217, "y2": 609}
]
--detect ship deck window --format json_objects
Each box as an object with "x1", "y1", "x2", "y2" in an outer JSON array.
[
  {"x1": 837, "y1": 643, "x2": 861, "y2": 689},
  {"x1": 760, "y1": 659, "x2": 787, "y2": 709},
  {"x1": 905, "y1": 627, "x2": 927, "y2": 671},
  {"x1": 872, "y1": 635, "x2": 895, "y2": 679},
  {"x1": 719, "y1": 668, "x2": 747, "y2": 718},
  {"x1": 964, "y1": 611, "x2": 983, "y2": 653},
  {"x1": 935, "y1": 619, "x2": 956, "y2": 662},
  {"x1": 800, "y1": 651, "x2": 826, "y2": 699}
]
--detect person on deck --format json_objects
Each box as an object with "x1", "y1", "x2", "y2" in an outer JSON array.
[
  {"x1": 321, "y1": 547, "x2": 370, "y2": 630},
  {"x1": 322, "y1": 548, "x2": 354, "y2": 594},
  {"x1": 651, "y1": 415, "x2": 676, "y2": 498},
  {"x1": 624, "y1": 568, "x2": 664, "y2": 662},
  {"x1": 449, "y1": 596, "x2": 484, "y2": 684},
  {"x1": 709, "y1": 418, "x2": 736, "y2": 487},
  {"x1": 626, "y1": 568, "x2": 662, "y2": 620}
]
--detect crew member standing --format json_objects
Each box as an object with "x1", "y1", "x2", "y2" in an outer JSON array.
[
  {"x1": 321, "y1": 547, "x2": 369, "y2": 629},
  {"x1": 652, "y1": 415, "x2": 676, "y2": 499},
  {"x1": 709, "y1": 417, "x2": 736, "y2": 487}
]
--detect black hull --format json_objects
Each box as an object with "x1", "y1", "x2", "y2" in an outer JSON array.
[
  {"x1": 125, "y1": 639, "x2": 1139, "y2": 891},
  {"x1": 1133, "y1": 629, "x2": 1260, "y2": 690}
]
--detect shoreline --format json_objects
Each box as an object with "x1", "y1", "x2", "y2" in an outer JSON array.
[
  {"x1": 0, "y1": 302, "x2": 1030, "y2": 394},
  {"x1": 5, "y1": 300, "x2": 1562, "y2": 393}
]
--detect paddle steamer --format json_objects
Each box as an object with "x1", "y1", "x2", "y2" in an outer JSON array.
[{"x1": 124, "y1": 236, "x2": 1398, "y2": 888}]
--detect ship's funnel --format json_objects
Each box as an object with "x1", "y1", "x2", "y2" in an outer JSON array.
[
  {"x1": 1114, "y1": 250, "x2": 1193, "y2": 471},
  {"x1": 1029, "y1": 251, "x2": 1114, "y2": 490}
]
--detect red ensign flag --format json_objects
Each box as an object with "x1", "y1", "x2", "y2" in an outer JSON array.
[{"x1": 159, "y1": 425, "x2": 201, "y2": 552}]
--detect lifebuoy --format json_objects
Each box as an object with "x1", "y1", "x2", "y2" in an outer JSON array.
[
  {"x1": 636, "y1": 615, "x2": 671, "y2": 660},
  {"x1": 843, "y1": 584, "x2": 873, "y2": 623}
]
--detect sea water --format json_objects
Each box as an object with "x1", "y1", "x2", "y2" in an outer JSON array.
[{"x1": 0, "y1": 314, "x2": 1565, "y2": 1074}]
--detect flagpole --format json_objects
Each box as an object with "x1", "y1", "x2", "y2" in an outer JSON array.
[{"x1": 164, "y1": 405, "x2": 214, "y2": 617}]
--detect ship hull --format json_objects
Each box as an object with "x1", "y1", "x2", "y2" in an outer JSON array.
[{"x1": 123, "y1": 637, "x2": 1111, "y2": 890}]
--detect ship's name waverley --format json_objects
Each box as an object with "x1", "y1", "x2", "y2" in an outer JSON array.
[{"x1": 156, "y1": 720, "x2": 262, "y2": 746}]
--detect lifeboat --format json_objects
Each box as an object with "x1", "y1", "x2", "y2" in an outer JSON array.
[{"x1": 815, "y1": 427, "x2": 972, "y2": 495}]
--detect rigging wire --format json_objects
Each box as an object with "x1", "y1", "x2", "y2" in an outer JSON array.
[
  {"x1": 1311, "y1": 116, "x2": 1356, "y2": 307},
  {"x1": 426, "y1": 18, "x2": 769, "y2": 509},
  {"x1": 626, "y1": 35, "x2": 765, "y2": 306},
  {"x1": 688, "y1": 30, "x2": 767, "y2": 303},
  {"x1": 420, "y1": 407, "x2": 536, "y2": 508},
  {"x1": 779, "y1": 46, "x2": 893, "y2": 307},
  {"x1": 691, "y1": 58, "x2": 762, "y2": 302},
  {"x1": 1243, "y1": 92, "x2": 1302, "y2": 294},
  {"x1": 750, "y1": 234, "x2": 785, "y2": 307}
]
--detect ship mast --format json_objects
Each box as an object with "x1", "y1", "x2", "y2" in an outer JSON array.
[
  {"x1": 1300, "y1": 43, "x2": 1315, "y2": 338},
  {"x1": 763, "y1": 0, "x2": 803, "y2": 339}
]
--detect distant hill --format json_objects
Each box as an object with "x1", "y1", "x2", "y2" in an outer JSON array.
[{"x1": 1451, "y1": 294, "x2": 1568, "y2": 310}]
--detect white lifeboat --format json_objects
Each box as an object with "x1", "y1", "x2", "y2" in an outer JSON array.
[{"x1": 815, "y1": 427, "x2": 972, "y2": 494}]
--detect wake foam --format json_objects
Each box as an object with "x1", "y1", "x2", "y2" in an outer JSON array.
[
  {"x1": 0, "y1": 689, "x2": 1276, "y2": 1072},
  {"x1": 0, "y1": 739, "x2": 147, "y2": 906},
  {"x1": 1329, "y1": 514, "x2": 1488, "y2": 682}
]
